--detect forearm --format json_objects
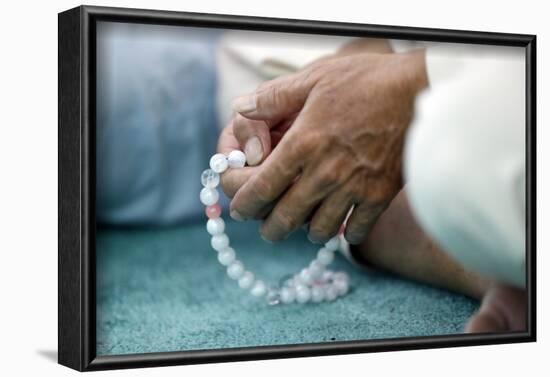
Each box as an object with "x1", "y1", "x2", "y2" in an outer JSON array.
[{"x1": 351, "y1": 189, "x2": 491, "y2": 300}]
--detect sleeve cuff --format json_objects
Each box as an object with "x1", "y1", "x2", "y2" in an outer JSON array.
[
  {"x1": 425, "y1": 47, "x2": 465, "y2": 87},
  {"x1": 389, "y1": 40, "x2": 464, "y2": 87}
]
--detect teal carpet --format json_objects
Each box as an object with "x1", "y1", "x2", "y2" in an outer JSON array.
[{"x1": 96, "y1": 219, "x2": 479, "y2": 356}]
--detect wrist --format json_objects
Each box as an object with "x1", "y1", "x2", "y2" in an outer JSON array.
[{"x1": 401, "y1": 49, "x2": 429, "y2": 94}]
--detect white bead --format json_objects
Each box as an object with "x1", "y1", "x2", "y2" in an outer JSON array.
[
  {"x1": 211, "y1": 234, "x2": 229, "y2": 251},
  {"x1": 333, "y1": 272, "x2": 350, "y2": 284},
  {"x1": 238, "y1": 271, "x2": 255, "y2": 289},
  {"x1": 227, "y1": 260, "x2": 245, "y2": 280},
  {"x1": 317, "y1": 248, "x2": 335, "y2": 266},
  {"x1": 325, "y1": 285, "x2": 339, "y2": 301},
  {"x1": 333, "y1": 278, "x2": 349, "y2": 296},
  {"x1": 324, "y1": 236, "x2": 340, "y2": 252},
  {"x1": 298, "y1": 268, "x2": 314, "y2": 285},
  {"x1": 308, "y1": 260, "x2": 324, "y2": 279},
  {"x1": 200, "y1": 187, "x2": 219, "y2": 206},
  {"x1": 227, "y1": 150, "x2": 246, "y2": 168},
  {"x1": 250, "y1": 280, "x2": 267, "y2": 297},
  {"x1": 206, "y1": 218, "x2": 225, "y2": 236},
  {"x1": 280, "y1": 287, "x2": 296, "y2": 304},
  {"x1": 321, "y1": 270, "x2": 334, "y2": 282},
  {"x1": 311, "y1": 286, "x2": 325, "y2": 303},
  {"x1": 217, "y1": 247, "x2": 236, "y2": 266},
  {"x1": 201, "y1": 169, "x2": 220, "y2": 188},
  {"x1": 210, "y1": 153, "x2": 228, "y2": 173},
  {"x1": 295, "y1": 285, "x2": 311, "y2": 303},
  {"x1": 283, "y1": 277, "x2": 296, "y2": 288},
  {"x1": 266, "y1": 289, "x2": 282, "y2": 305}
]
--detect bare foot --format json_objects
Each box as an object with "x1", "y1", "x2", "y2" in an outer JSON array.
[{"x1": 465, "y1": 283, "x2": 526, "y2": 333}]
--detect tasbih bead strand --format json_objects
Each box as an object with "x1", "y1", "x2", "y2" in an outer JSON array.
[{"x1": 200, "y1": 150, "x2": 350, "y2": 305}]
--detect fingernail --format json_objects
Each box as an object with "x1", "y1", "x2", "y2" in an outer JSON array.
[
  {"x1": 260, "y1": 234, "x2": 274, "y2": 244},
  {"x1": 230, "y1": 209, "x2": 244, "y2": 221},
  {"x1": 232, "y1": 94, "x2": 256, "y2": 113},
  {"x1": 245, "y1": 137, "x2": 263, "y2": 166},
  {"x1": 308, "y1": 232, "x2": 325, "y2": 244}
]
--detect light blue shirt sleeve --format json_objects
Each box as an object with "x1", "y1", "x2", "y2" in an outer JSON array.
[{"x1": 96, "y1": 23, "x2": 225, "y2": 226}]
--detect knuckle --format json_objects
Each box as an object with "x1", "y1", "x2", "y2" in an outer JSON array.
[
  {"x1": 249, "y1": 176, "x2": 275, "y2": 204},
  {"x1": 291, "y1": 132, "x2": 326, "y2": 162},
  {"x1": 256, "y1": 79, "x2": 275, "y2": 93},
  {"x1": 284, "y1": 137, "x2": 310, "y2": 163},
  {"x1": 265, "y1": 85, "x2": 283, "y2": 108},
  {"x1": 317, "y1": 169, "x2": 341, "y2": 188},
  {"x1": 272, "y1": 210, "x2": 298, "y2": 233},
  {"x1": 232, "y1": 120, "x2": 252, "y2": 143},
  {"x1": 299, "y1": 133, "x2": 320, "y2": 153},
  {"x1": 366, "y1": 187, "x2": 391, "y2": 207},
  {"x1": 302, "y1": 63, "x2": 327, "y2": 84},
  {"x1": 309, "y1": 223, "x2": 335, "y2": 241},
  {"x1": 256, "y1": 79, "x2": 280, "y2": 101},
  {"x1": 232, "y1": 113, "x2": 247, "y2": 130}
]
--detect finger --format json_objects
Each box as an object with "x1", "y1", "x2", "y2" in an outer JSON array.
[
  {"x1": 232, "y1": 70, "x2": 318, "y2": 123},
  {"x1": 232, "y1": 114, "x2": 272, "y2": 166},
  {"x1": 308, "y1": 190, "x2": 355, "y2": 244},
  {"x1": 217, "y1": 124, "x2": 258, "y2": 198},
  {"x1": 254, "y1": 202, "x2": 275, "y2": 221},
  {"x1": 259, "y1": 158, "x2": 347, "y2": 241},
  {"x1": 229, "y1": 128, "x2": 303, "y2": 221},
  {"x1": 344, "y1": 203, "x2": 386, "y2": 245},
  {"x1": 259, "y1": 174, "x2": 327, "y2": 242},
  {"x1": 270, "y1": 116, "x2": 296, "y2": 149},
  {"x1": 254, "y1": 177, "x2": 302, "y2": 221},
  {"x1": 219, "y1": 166, "x2": 258, "y2": 199}
]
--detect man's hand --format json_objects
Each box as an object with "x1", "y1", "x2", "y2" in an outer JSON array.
[{"x1": 222, "y1": 49, "x2": 428, "y2": 244}]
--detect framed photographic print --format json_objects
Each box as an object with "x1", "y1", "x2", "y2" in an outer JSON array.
[{"x1": 58, "y1": 5, "x2": 536, "y2": 371}]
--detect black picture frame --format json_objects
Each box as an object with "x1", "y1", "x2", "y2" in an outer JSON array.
[{"x1": 58, "y1": 5, "x2": 537, "y2": 372}]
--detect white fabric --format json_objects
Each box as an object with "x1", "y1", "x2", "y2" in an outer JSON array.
[
  {"x1": 405, "y1": 45, "x2": 526, "y2": 287},
  {"x1": 216, "y1": 31, "x2": 351, "y2": 128}
]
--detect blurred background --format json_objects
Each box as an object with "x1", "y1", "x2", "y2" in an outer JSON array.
[{"x1": 96, "y1": 22, "x2": 350, "y2": 226}]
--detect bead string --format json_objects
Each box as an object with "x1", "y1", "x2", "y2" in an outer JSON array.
[{"x1": 200, "y1": 150, "x2": 351, "y2": 305}]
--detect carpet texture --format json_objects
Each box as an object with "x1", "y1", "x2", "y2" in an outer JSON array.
[{"x1": 96, "y1": 219, "x2": 479, "y2": 355}]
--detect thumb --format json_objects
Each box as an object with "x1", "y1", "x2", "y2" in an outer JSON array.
[
  {"x1": 232, "y1": 114, "x2": 272, "y2": 166},
  {"x1": 232, "y1": 72, "x2": 315, "y2": 124}
]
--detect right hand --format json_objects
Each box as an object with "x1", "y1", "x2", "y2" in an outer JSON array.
[{"x1": 224, "y1": 50, "x2": 427, "y2": 245}]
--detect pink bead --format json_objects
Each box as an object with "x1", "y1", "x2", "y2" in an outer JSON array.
[{"x1": 205, "y1": 204, "x2": 222, "y2": 219}]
